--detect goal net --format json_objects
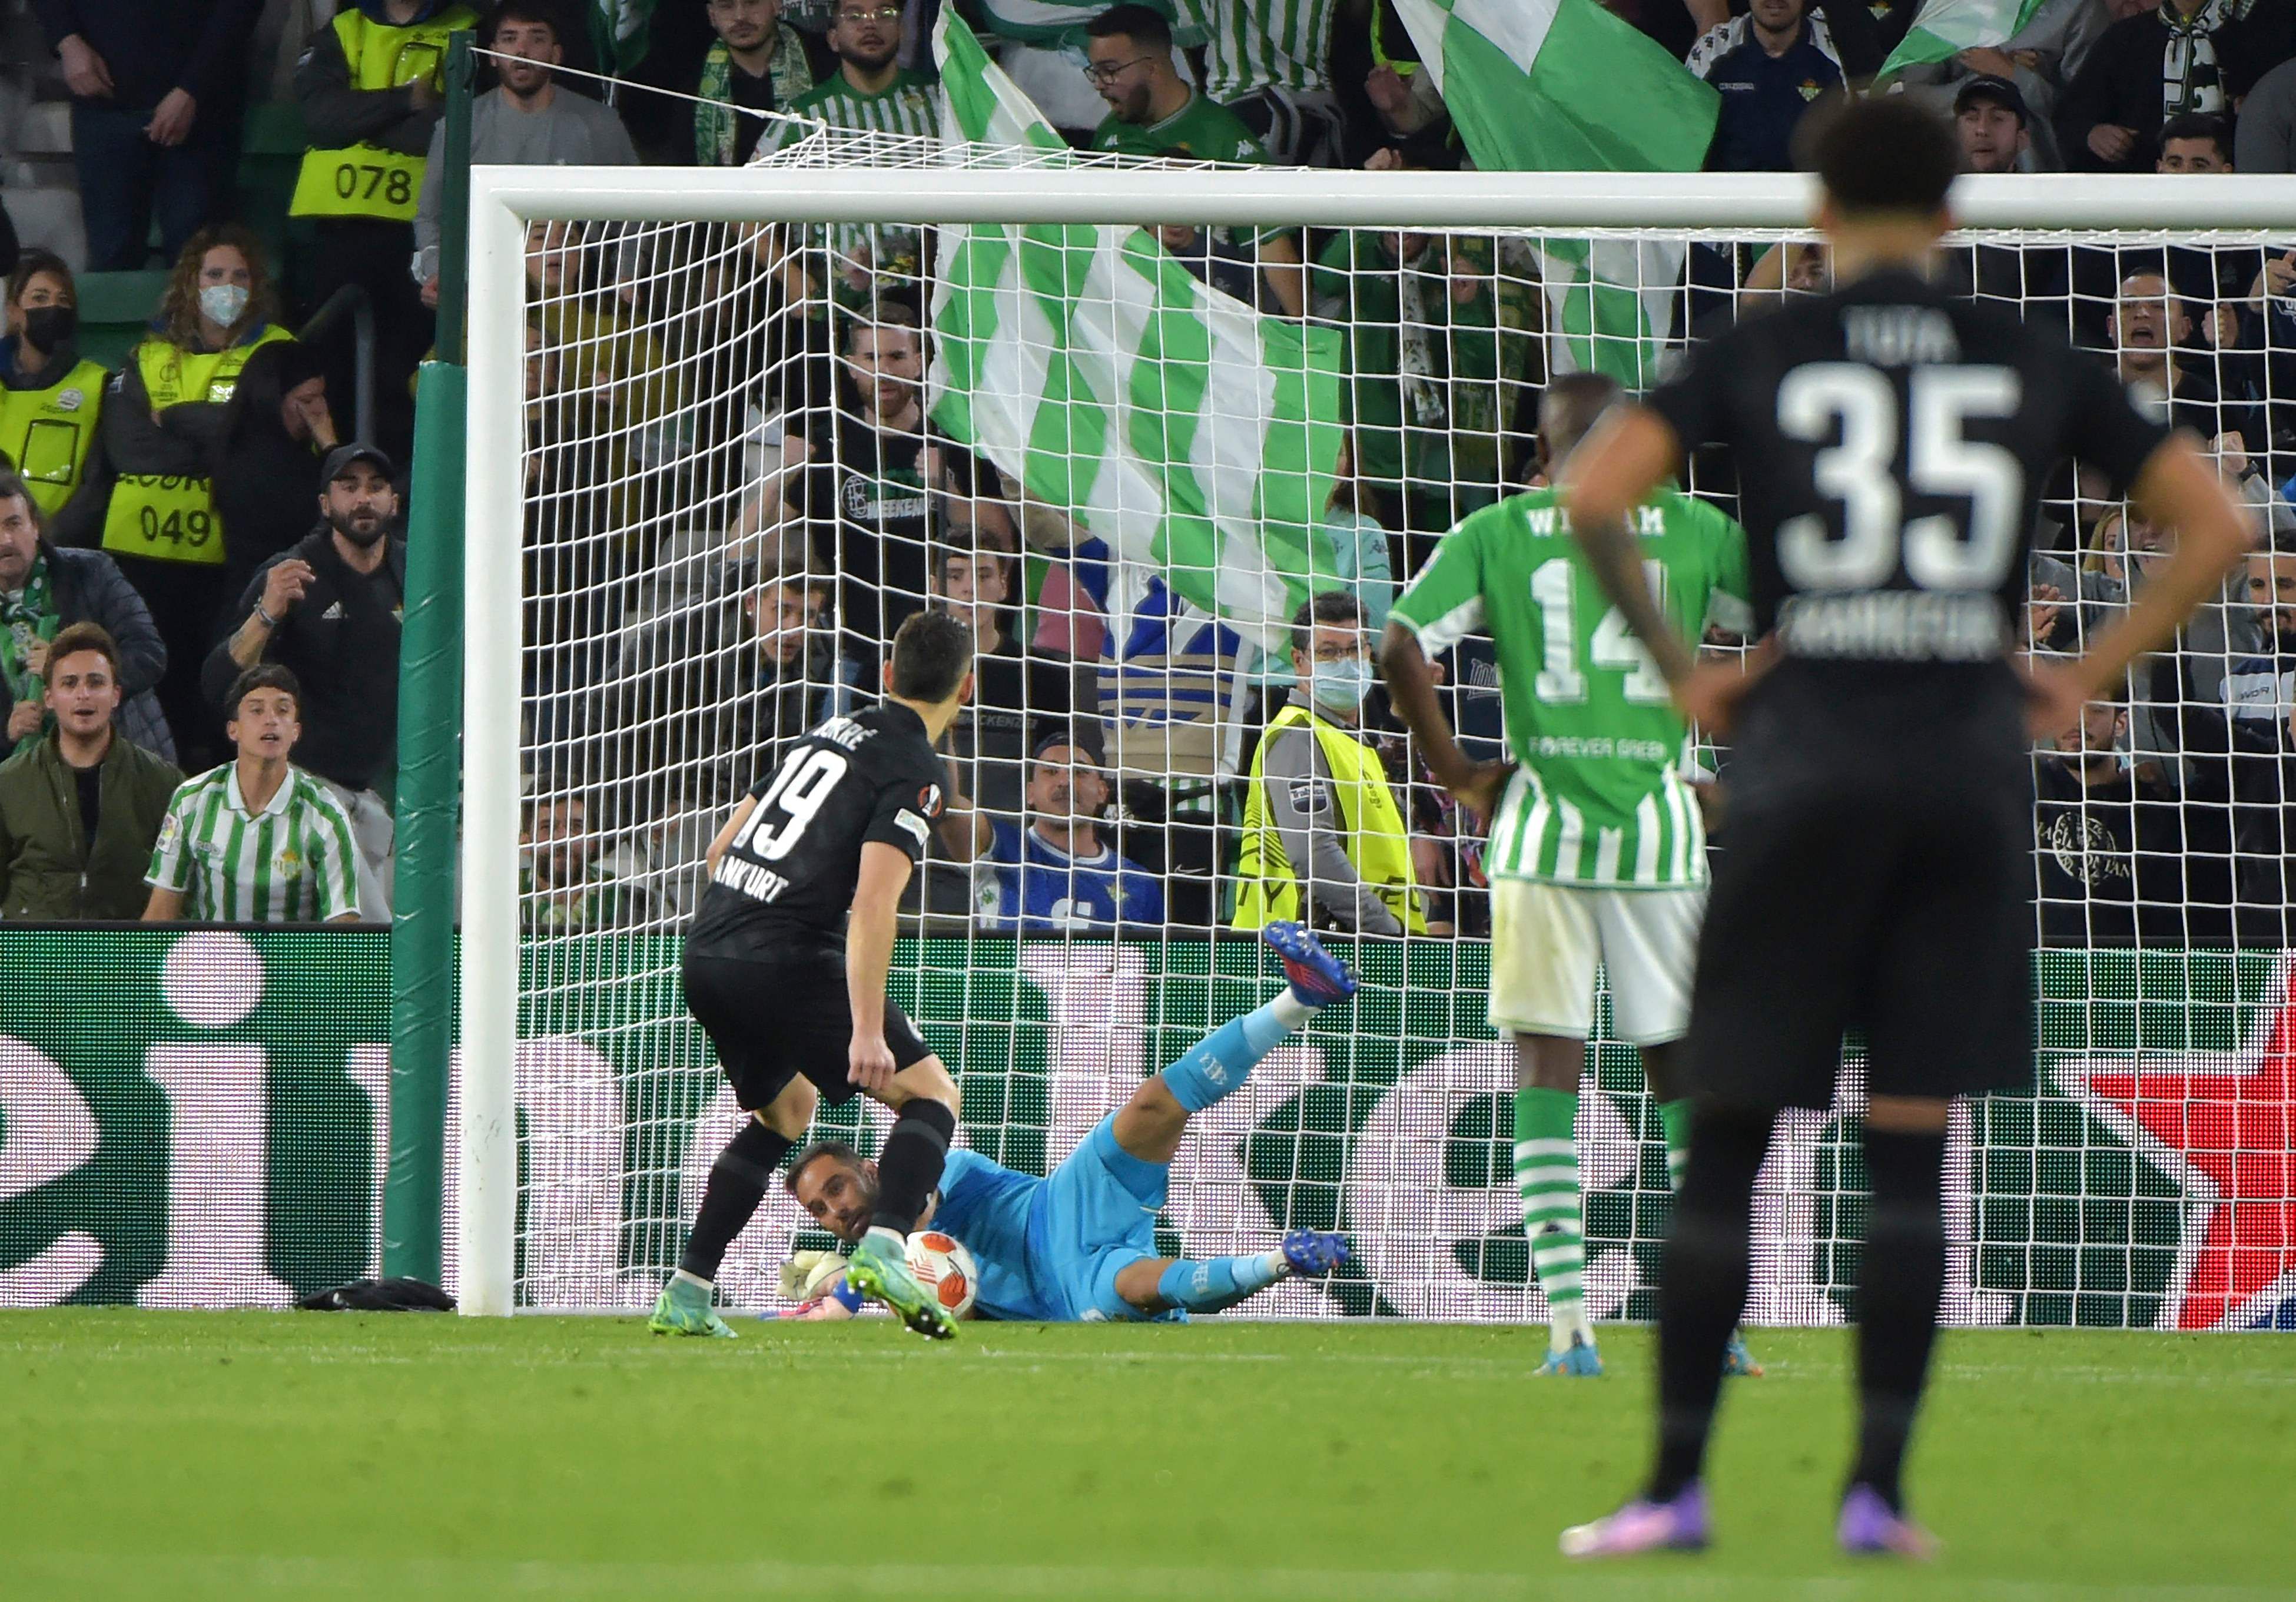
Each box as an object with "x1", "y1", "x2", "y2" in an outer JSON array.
[{"x1": 456, "y1": 85, "x2": 2296, "y2": 1331}]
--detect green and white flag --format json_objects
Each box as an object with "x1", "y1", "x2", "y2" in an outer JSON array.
[
  {"x1": 1881, "y1": 0, "x2": 2051, "y2": 76},
  {"x1": 589, "y1": 0, "x2": 656, "y2": 76},
  {"x1": 930, "y1": 9, "x2": 1345, "y2": 649},
  {"x1": 1388, "y1": 0, "x2": 1719, "y2": 390}
]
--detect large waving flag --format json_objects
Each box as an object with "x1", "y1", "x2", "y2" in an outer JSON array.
[
  {"x1": 1880, "y1": 0, "x2": 2052, "y2": 75},
  {"x1": 1388, "y1": 0, "x2": 1719, "y2": 390},
  {"x1": 930, "y1": 9, "x2": 1345, "y2": 651}
]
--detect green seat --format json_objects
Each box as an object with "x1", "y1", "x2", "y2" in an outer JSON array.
[
  {"x1": 75, "y1": 270, "x2": 171, "y2": 372},
  {"x1": 238, "y1": 101, "x2": 316, "y2": 305}
]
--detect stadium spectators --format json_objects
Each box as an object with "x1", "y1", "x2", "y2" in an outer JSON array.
[
  {"x1": 1233, "y1": 591, "x2": 1424, "y2": 936},
  {"x1": 1084, "y1": 6, "x2": 1305, "y2": 315},
  {"x1": 522, "y1": 791, "x2": 648, "y2": 929},
  {"x1": 940, "y1": 730, "x2": 1166, "y2": 932},
  {"x1": 414, "y1": 2, "x2": 640, "y2": 301},
  {"x1": 0, "y1": 621, "x2": 184, "y2": 920},
  {"x1": 0, "y1": 251, "x2": 105, "y2": 520},
  {"x1": 1685, "y1": 0, "x2": 1844, "y2": 174},
  {"x1": 934, "y1": 540, "x2": 1090, "y2": 819},
  {"x1": 203, "y1": 444, "x2": 404, "y2": 920},
  {"x1": 30, "y1": 0, "x2": 261, "y2": 271},
  {"x1": 212, "y1": 342, "x2": 343, "y2": 599},
  {"x1": 2106, "y1": 271, "x2": 2263, "y2": 449},
  {"x1": 1956, "y1": 75, "x2": 2034, "y2": 173},
  {"x1": 2054, "y1": 0, "x2": 2283, "y2": 173},
  {"x1": 747, "y1": 301, "x2": 1011, "y2": 695},
  {"x1": 1193, "y1": 0, "x2": 1346, "y2": 168},
  {"x1": 0, "y1": 473, "x2": 174, "y2": 764},
  {"x1": 142, "y1": 664, "x2": 364, "y2": 924},
  {"x1": 1309, "y1": 228, "x2": 1541, "y2": 550},
  {"x1": 2031, "y1": 692, "x2": 2207, "y2": 945},
  {"x1": 292, "y1": 0, "x2": 475, "y2": 460},
  {"x1": 689, "y1": 0, "x2": 819, "y2": 165},
  {"x1": 51, "y1": 225, "x2": 294, "y2": 771},
  {"x1": 2236, "y1": 57, "x2": 2296, "y2": 172}
]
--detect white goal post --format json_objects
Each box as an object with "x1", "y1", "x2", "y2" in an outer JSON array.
[{"x1": 458, "y1": 162, "x2": 2296, "y2": 1319}]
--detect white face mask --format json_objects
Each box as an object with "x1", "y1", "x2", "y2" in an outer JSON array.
[
  {"x1": 198, "y1": 283, "x2": 250, "y2": 328},
  {"x1": 1310, "y1": 656, "x2": 1373, "y2": 712}
]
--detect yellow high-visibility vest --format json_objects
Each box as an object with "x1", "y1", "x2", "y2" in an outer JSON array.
[
  {"x1": 1233, "y1": 699, "x2": 1426, "y2": 933},
  {"x1": 288, "y1": 5, "x2": 478, "y2": 223},
  {"x1": 0, "y1": 357, "x2": 105, "y2": 515},
  {"x1": 101, "y1": 329, "x2": 292, "y2": 567}
]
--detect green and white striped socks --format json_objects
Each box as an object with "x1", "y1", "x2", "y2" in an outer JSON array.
[{"x1": 1514, "y1": 1087, "x2": 1588, "y2": 1352}]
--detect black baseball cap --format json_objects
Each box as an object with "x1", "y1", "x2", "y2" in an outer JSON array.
[
  {"x1": 1954, "y1": 75, "x2": 2029, "y2": 126},
  {"x1": 321, "y1": 442, "x2": 396, "y2": 485}
]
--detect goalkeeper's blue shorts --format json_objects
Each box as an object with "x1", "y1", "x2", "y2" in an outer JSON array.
[{"x1": 1038, "y1": 1115, "x2": 1184, "y2": 1324}]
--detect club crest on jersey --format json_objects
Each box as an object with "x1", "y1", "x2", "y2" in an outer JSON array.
[{"x1": 1798, "y1": 78, "x2": 1823, "y2": 100}]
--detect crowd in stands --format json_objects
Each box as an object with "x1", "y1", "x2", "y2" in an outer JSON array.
[{"x1": 1, "y1": 0, "x2": 2293, "y2": 946}]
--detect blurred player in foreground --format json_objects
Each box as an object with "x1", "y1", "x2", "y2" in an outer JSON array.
[
  {"x1": 777, "y1": 923, "x2": 1356, "y2": 1322},
  {"x1": 1382, "y1": 372, "x2": 1758, "y2": 1379},
  {"x1": 1556, "y1": 97, "x2": 2254, "y2": 1557}
]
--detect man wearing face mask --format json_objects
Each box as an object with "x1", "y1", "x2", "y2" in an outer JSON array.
[
  {"x1": 201, "y1": 443, "x2": 405, "y2": 918},
  {"x1": 1233, "y1": 589, "x2": 1425, "y2": 937}
]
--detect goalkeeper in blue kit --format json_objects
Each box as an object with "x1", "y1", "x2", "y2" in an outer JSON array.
[{"x1": 779, "y1": 923, "x2": 1356, "y2": 1322}]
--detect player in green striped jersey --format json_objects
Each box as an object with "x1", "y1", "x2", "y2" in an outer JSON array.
[
  {"x1": 1382, "y1": 373, "x2": 1755, "y2": 1378},
  {"x1": 142, "y1": 665, "x2": 361, "y2": 924}
]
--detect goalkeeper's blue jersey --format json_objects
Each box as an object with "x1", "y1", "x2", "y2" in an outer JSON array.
[
  {"x1": 929, "y1": 1127, "x2": 1176, "y2": 1322},
  {"x1": 931, "y1": 1149, "x2": 1053, "y2": 1322}
]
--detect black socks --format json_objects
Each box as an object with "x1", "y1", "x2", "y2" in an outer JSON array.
[
  {"x1": 1850, "y1": 1127, "x2": 1948, "y2": 1511},
  {"x1": 679, "y1": 1118, "x2": 794, "y2": 1282},
  {"x1": 870, "y1": 1098, "x2": 956, "y2": 1234},
  {"x1": 1649, "y1": 1105, "x2": 1773, "y2": 1503}
]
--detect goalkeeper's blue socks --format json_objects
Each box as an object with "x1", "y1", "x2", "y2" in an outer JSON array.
[
  {"x1": 1158, "y1": 993, "x2": 1312, "y2": 1113},
  {"x1": 1157, "y1": 1252, "x2": 1286, "y2": 1314}
]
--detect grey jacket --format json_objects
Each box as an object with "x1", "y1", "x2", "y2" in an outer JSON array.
[
  {"x1": 36, "y1": 543, "x2": 175, "y2": 762},
  {"x1": 414, "y1": 87, "x2": 639, "y2": 278},
  {"x1": 1258, "y1": 710, "x2": 1406, "y2": 936}
]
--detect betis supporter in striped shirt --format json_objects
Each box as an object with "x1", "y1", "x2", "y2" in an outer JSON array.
[
  {"x1": 765, "y1": 1, "x2": 938, "y2": 288},
  {"x1": 1183, "y1": 0, "x2": 1336, "y2": 102},
  {"x1": 142, "y1": 665, "x2": 360, "y2": 924},
  {"x1": 1379, "y1": 374, "x2": 1753, "y2": 1381}
]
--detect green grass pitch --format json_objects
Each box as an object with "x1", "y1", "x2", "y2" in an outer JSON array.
[{"x1": 5, "y1": 1312, "x2": 2290, "y2": 1600}]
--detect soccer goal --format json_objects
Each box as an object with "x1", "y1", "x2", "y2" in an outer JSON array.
[{"x1": 455, "y1": 121, "x2": 2296, "y2": 1328}]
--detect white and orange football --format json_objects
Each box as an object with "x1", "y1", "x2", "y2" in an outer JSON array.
[{"x1": 903, "y1": 1230, "x2": 978, "y2": 1319}]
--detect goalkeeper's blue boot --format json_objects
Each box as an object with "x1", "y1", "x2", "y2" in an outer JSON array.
[
  {"x1": 1280, "y1": 1229, "x2": 1350, "y2": 1276},
  {"x1": 648, "y1": 1275, "x2": 736, "y2": 1339},
  {"x1": 1537, "y1": 1332, "x2": 1604, "y2": 1377},
  {"x1": 1723, "y1": 1332, "x2": 1764, "y2": 1378},
  {"x1": 847, "y1": 1230, "x2": 957, "y2": 1342},
  {"x1": 1262, "y1": 921, "x2": 1358, "y2": 1007}
]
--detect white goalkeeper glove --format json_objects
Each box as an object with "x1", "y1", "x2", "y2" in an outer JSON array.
[{"x1": 778, "y1": 1249, "x2": 850, "y2": 1303}]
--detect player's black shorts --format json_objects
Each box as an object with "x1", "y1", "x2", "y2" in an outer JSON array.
[
  {"x1": 1686, "y1": 776, "x2": 2034, "y2": 1112},
  {"x1": 681, "y1": 945, "x2": 934, "y2": 1111}
]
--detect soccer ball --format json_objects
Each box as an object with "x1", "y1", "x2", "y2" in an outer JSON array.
[{"x1": 904, "y1": 1230, "x2": 978, "y2": 1319}]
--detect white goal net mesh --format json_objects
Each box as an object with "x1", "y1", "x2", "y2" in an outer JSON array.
[{"x1": 497, "y1": 108, "x2": 2296, "y2": 1330}]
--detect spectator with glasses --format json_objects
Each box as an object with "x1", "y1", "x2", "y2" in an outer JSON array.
[{"x1": 1084, "y1": 5, "x2": 1305, "y2": 315}]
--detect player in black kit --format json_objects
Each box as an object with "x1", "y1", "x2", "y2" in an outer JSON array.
[
  {"x1": 1554, "y1": 98, "x2": 2255, "y2": 1558},
  {"x1": 651, "y1": 610, "x2": 975, "y2": 1341}
]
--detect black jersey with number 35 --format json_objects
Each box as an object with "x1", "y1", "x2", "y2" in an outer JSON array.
[
  {"x1": 1644, "y1": 267, "x2": 2172, "y2": 779},
  {"x1": 686, "y1": 701, "x2": 947, "y2": 956}
]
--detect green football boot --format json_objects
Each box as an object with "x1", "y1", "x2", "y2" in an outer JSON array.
[
  {"x1": 846, "y1": 1233, "x2": 957, "y2": 1341},
  {"x1": 648, "y1": 1275, "x2": 736, "y2": 1338}
]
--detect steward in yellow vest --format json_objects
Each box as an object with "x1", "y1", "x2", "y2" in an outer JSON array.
[
  {"x1": 291, "y1": 2, "x2": 477, "y2": 225},
  {"x1": 1233, "y1": 595, "x2": 1426, "y2": 936},
  {"x1": 1, "y1": 257, "x2": 105, "y2": 519}
]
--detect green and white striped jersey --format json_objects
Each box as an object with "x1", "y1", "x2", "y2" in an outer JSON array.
[
  {"x1": 1390, "y1": 487, "x2": 1752, "y2": 890},
  {"x1": 1183, "y1": 0, "x2": 1337, "y2": 100},
  {"x1": 146, "y1": 762, "x2": 360, "y2": 923},
  {"x1": 764, "y1": 69, "x2": 939, "y2": 274}
]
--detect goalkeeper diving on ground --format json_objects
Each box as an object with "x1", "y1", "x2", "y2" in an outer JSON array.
[{"x1": 769, "y1": 922, "x2": 1357, "y2": 1326}]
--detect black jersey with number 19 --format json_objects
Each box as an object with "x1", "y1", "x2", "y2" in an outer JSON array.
[
  {"x1": 1644, "y1": 267, "x2": 2172, "y2": 1111},
  {"x1": 686, "y1": 701, "x2": 948, "y2": 957}
]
